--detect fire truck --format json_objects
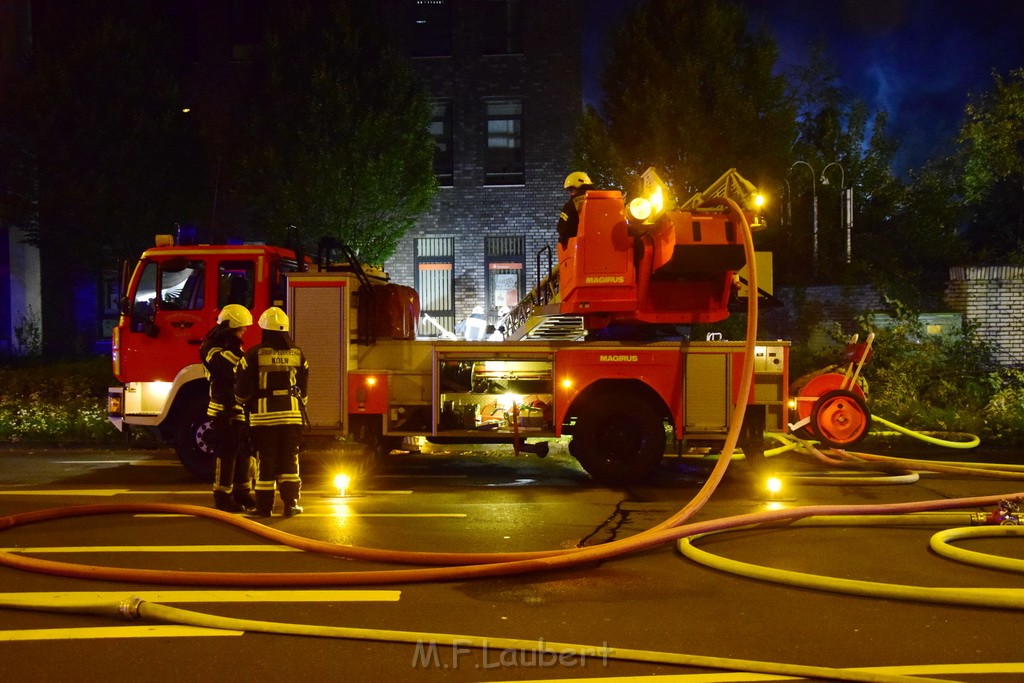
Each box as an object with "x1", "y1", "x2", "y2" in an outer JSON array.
[{"x1": 108, "y1": 168, "x2": 794, "y2": 486}]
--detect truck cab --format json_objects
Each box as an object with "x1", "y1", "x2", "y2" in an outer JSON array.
[{"x1": 109, "y1": 237, "x2": 303, "y2": 479}]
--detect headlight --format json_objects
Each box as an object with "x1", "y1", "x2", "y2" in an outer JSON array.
[{"x1": 627, "y1": 197, "x2": 653, "y2": 221}]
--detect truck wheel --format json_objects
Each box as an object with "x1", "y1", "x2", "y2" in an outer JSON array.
[
  {"x1": 737, "y1": 405, "x2": 768, "y2": 474},
  {"x1": 572, "y1": 392, "x2": 665, "y2": 486},
  {"x1": 175, "y1": 396, "x2": 216, "y2": 482},
  {"x1": 810, "y1": 389, "x2": 871, "y2": 449}
]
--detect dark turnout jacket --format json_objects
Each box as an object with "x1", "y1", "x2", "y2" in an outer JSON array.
[
  {"x1": 234, "y1": 330, "x2": 309, "y2": 428},
  {"x1": 200, "y1": 324, "x2": 245, "y2": 418}
]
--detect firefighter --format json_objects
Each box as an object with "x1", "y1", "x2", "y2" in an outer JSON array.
[
  {"x1": 234, "y1": 306, "x2": 309, "y2": 517},
  {"x1": 557, "y1": 171, "x2": 594, "y2": 249},
  {"x1": 200, "y1": 303, "x2": 256, "y2": 513}
]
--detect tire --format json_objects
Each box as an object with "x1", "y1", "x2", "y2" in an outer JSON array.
[
  {"x1": 175, "y1": 395, "x2": 216, "y2": 482},
  {"x1": 810, "y1": 389, "x2": 871, "y2": 449},
  {"x1": 571, "y1": 391, "x2": 665, "y2": 486},
  {"x1": 737, "y1": 405, "x2": 768, "y2": 473}
]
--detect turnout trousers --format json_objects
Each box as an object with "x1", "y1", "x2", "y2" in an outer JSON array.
[{"x1": 250, "y1": 424, "x2": 302, "y2": 515}]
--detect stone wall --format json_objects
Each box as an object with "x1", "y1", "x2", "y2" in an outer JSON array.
[{"x1": 945, "y1": 266, "x2": 1024, "y2": 367}]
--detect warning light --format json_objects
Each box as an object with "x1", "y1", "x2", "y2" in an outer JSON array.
[{"x1": 334, "y1": 473, "x2": 352, "y2": 497}]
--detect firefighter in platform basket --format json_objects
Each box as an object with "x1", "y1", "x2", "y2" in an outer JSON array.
[{"x1": 557, "y1": 171, "x2": 594, "y2": 248}]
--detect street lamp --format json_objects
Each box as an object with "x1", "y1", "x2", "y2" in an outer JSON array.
[
  {"x1": 820, "y1": 162, "x2": 853, "y2": 264},
  {"x1": 789, "y1": 161, "x2": 818, "y2": 275}
]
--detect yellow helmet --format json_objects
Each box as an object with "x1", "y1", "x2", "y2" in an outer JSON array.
[
  {"x1": 564, "y1": 171, "x2": 593, "y2": 189},
  {"x1": 216, "y1": 303, "x2": 253, "y2": 329},
  {"x1": 258, "y1": 306, "x2": 289, "y2": 332}
]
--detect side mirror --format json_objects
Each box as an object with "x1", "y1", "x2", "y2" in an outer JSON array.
[{"x1": 118, "y1": 296, "x2": 133, "y2": 317}]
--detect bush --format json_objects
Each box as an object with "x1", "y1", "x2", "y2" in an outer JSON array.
[
  {"x1": 826, "y1": 300, "x2": 1020, "y2": 443},
  {"x1": 982, "y1": 369, "x2": 1024, "y2": 442},
  {"x1": 0, "y1": 357, "x2": 127, "y2": 446}
]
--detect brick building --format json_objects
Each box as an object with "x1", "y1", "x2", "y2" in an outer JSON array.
[
  {"x1": 8, "y1": 0, "x2": 582, "y2": 352},
  {"x1": 377, "y1": 0, "x2": 583, "y2": 336},
  {"x1": 945, "y1": 266, "x2": 1024, "y2": 367}
]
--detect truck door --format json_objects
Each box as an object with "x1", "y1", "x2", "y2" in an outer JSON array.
[
  {"x1": 215, "y1": 258, "x2": 261, "y2": 348},
  {"x1": 120, "y1": 257, "x2": 214, "y2": 381}
]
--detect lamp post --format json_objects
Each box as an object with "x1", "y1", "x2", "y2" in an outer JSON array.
[
  {"x1": 789, "y1": 161, "x2": 818, "y2": 275},
  {"x1": 820, "y1": 162, "x2": 853, "y2": 264}
]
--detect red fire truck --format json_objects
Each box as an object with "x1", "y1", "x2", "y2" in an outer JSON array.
[{"x1": 108, "y1": 169, "x2": 793, "y2": 485}]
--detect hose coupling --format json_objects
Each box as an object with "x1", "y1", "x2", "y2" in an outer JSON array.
[
  {"x1": 976, "y1": 501, "x2": 1021, "y2": 526},
  {"x1": 117, "y1": 595, "x2": 143, "y2": 621}
]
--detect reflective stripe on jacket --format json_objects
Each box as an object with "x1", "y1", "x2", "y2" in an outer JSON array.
[
  {"x1": 200, "y1": 327, "x2": 244, "y2": 419},
  {"x1": 235, "y1": 341, "x2": 309, "y2": 427}
]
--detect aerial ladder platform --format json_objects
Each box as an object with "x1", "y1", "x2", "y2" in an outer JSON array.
[{"x1": 497, "y1": 168, "x2": 767, "y2": 342}]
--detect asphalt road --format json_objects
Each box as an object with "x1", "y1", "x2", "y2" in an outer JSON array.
[{"x1": 1, "y1": 439, "x2": 1023, "y2": 682}]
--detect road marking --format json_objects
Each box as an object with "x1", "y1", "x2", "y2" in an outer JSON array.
[
  {"x1": 0, "y1": 489, "x2": 135, "y2": 496},
  {"x1": 52, "y1": 460, "x2": 181, "y2": 466},
  {"x1": 0, "y1": 590, "x2": 400, "y2": 604},
  {"x1": 0, "y1": 625, "x2": 240, "y2": 641},
  {"x1": 374, "y1": 473, "x2": 469, "y2": 478},
  {"x1": 134, "y1": 512, "x2": 465, "y2": 518},
  {"x1": 0, "y1": 488, "x2": 413, "y2": 496},
  {"x1": 496, "y1": 662, "x2": 1024, "y2": 681},
  {"x1": 1, "y1": 545, "x2": 302, "y2": 553}
]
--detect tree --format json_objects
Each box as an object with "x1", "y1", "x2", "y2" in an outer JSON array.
[
  {"x1": 576, "y1": 0, "x2": 795, "y2": 200},
  {"x1": 777, "y1": 48, "x2": 908, "y2": 286},
  {"x1": 1, "y1": 1, "x2": 204, "y2": 354},
  {"x1": 239, "y1": 1, "x2": 436, "y2": 264},
  {"x1": 957, "y1": 68, "x2": 1024, "y2": 258}
]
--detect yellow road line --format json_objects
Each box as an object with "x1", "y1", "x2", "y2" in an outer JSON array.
[
  {"x1": 0, "y1": 488, "x2": 414, "y2": 496},
  {"x1": 135, "y1": 512, "x2": 465, "y2": 518},
  {"x1": 52, "y1": 460, "x2": 180, "y2": 466},
  {"x1": 1, "y1": 545, "x2": 301, "y2": 553},
  {"x1": 0, "y1": 490, "x2": 133, "y2": 496},
  {"x1": 0, "y1": 625, "x2": 240, "y2": 641},
  {"x1": 0, "y1": 590, "x2": 400, "y2": 604},
  {"x1": 497, "y1": 661, "x2": 1024, "y2": 682}
]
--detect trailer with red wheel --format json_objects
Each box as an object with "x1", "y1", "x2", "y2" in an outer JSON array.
[{"x1": 789, "y1": 334, "x2": 875, "y2": 449}]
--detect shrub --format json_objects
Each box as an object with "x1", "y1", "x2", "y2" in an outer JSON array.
[
  {"x1": 849, "y1": 300, "x2": 1015, "y2": 441},
  {"x1": 982, "y1": 369, "x2": 1024, "y2": 442},
  {"x1": 0, "y1": 357, "x2": 126, "y2": 446}
]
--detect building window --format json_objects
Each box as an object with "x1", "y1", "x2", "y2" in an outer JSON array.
[
  {"x1": 414, "y1": 237, "x2": 455, "y2": 337},
  {"x1": 485, "y1": 236, "x2": 525, "y2": 320},
  {"x1": 481, "y1": 0, "x2": 522, "y2": 55},
  {"x1": 429, "y1": 100, "x2": 454, "y2": 187},
  {"x1": 411, "y1": 0, "x2": 451, "y2": 57},
  {"x1": 485, "y1": 98, "x2": 524, "y2": 185}
]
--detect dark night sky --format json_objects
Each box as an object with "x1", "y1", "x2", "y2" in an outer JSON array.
[{"x1": 584, "y1": 0, "x2": 1024, "y2": 173}]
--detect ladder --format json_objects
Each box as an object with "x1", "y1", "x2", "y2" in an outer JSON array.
[{"x1": 497, "y1": 246, "x2": 585, "y2": 341}]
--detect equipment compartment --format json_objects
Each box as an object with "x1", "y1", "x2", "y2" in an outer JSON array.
[{"x1": 435, "y1": 350, "x2": 555, "y2": 435}]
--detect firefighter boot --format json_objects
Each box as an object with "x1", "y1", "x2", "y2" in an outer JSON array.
[
  {"x1": 213, "y1": 490, "x2": 244, "y2": 513},
  {"x1": 280, "y1": 480, "x2": 303, "y2": 518},
  {"x1": 253, "y1": 489, "x2": 276, "y2": 518},
  {"x1": 232, "y1": 487, "x2": 257, "y2": 512}
]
